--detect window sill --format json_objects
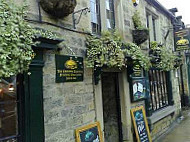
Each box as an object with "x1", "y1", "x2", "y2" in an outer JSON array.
[{"x1": 147, "y1": 106, "x2": 175, "y2": 125}]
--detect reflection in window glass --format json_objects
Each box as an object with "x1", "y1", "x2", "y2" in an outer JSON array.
[
  {"x1": 106, "y1": 0, "x2": 115, "y2": 30},
  {"x1": 90, "y1": 0, "x2": 101, "y2": 34},
  {"x1": 0, "y1": 77, "x2": 18, "y2": 141}
]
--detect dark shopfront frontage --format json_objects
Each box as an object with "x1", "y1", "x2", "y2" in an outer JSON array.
[
  {"x1": 0, "y1": 37, "x2": 60, "y2": 141},
  {"x1": 0, "y1": 50, "x2": 44, "y2": 142}
]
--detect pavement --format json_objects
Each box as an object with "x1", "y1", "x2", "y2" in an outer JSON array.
[{"x1": 159, "y1": 109, "x2": 190, "y2": 142}]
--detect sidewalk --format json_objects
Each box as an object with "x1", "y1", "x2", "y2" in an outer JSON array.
[{"x1": 159, "y1": 109, "x2": 190, "y2": 142}]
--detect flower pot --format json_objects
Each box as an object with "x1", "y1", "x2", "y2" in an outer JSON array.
[
  {"x1": 39, "y1": 0, "x2": 77, "y2": 18},
  {"x1": 132, "y1": 29, "x2": 149, "y2": 45}
]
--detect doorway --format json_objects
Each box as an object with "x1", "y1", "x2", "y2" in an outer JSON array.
[{"x1": 101, "y1": 72, "x2": 123, "y2": 142}]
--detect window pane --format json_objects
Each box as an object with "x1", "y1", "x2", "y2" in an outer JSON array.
[
  {"x1": 0, "y1": 77, "x2": 18, "y2": 141},
  {"x1": 106, "y1": 0, "x2": 115, "y2": 29},
  {"x1": 152, "y1": 18, "x2": 157, "y2": 41},
  {"x1": 90, "y1": 0, "x2": 101, "y2": 34},
  {"x1": 148, "y1": 70, "x2": 169, "y2": 112}
]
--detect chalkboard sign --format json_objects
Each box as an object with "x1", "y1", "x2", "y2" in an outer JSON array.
[
  {"x1": 55, "y1": 55, "x2": 84, "y2": 83},
  {"x1": 76, "y1": 122, "x2": 103, "y2": 142},
  {"x1": 131, "y1": 106, "x2": 152, "y2": 142}
]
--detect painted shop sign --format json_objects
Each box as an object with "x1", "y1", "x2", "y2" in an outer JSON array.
[
  {"x1": 175, "y1": 29, "x2": 190, "y2": 51},
  {"x1": 131, "y1": 106, "x2": 152, "y2": 142},
  {"x1": 131, "y1": 78, "x2": 146, "y2": 102},
  {"x1": 132, "y1": 64, "x2": 143, "y2": 77},
  {"x1": 55, "y1": 55, "x2": 84, "y2": 83},
  {"x1": 76, "y1": 122, "x2": 103, "y2": 142}
]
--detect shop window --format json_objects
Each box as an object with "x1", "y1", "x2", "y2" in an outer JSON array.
[
  {"x1": 90, "y1": 0, "x2": 101, "y2": 34},
  {"x1": 0, "y1": 77, "x2": 19, "y2": 141},
  {"x1": 148, "y1": 69, "x2": 169, "y2": 112},
  {"x1": 106, "y1": 0, "x2": 115, "y2": 30}
]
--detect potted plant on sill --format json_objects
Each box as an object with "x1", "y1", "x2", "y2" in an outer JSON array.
[{"x1": 132, "y1": 11, "x2": 149, "y2": 45}]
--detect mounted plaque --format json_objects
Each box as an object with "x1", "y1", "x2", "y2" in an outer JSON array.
[
  {"x1": 131, "y1": 106, "x2": 152, "y2": 142},
  {"x1": 131, "y1": 77, "x2": 146, "y2": 102},
  {"x1": 76, "y1": 122, "x2": 103, "y2": 142},
  {"x1": 55, "y1": 55, "x2": 83, "y2": 83}
]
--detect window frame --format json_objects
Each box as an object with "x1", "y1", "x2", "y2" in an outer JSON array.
[
  {"x1": 90, "y1": 0, "x2": 101, "y2": 34},
  {"x1": 106, "y1": 0, "x2": 115, "y2": 30}
]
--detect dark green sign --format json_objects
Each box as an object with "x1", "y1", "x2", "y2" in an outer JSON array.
[
  {"x1": 55, "y1": 55, "x2": 84, "y2": 83},
  {"x1": 175, "y1": 29, "x2": 190, "y2": 51},
  {"x1": 132, "y1": 64, "x2": 143, "y2": 77},
  {"x1": 131, "y1": 78, "x2": 146, "y2": 102}
]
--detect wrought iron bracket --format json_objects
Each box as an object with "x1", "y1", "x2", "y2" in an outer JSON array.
[{"x1": 72, "y1": 7, "x2": 90, "y2": 29}]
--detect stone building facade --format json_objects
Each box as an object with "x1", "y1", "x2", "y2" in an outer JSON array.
[{"x1": 1, "y1": 0, "x2": 182, "y2": 142}]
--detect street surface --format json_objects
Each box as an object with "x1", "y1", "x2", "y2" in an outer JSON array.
[{"x1": 160, "y1": 110, "x2": 190, "y2": 142}]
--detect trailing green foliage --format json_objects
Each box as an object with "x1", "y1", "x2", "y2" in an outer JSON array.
[
  {"x1": 124, "y1": 43, "x2": 151, "y2": 70},
  {"x1": 86, "y1": 31, "x2": 125, "y2": 69},
  {"x1": 150, "y1": 41, "x2": 180, "y2": 71},
  {"x1": 0, "y1": 0, "x2": 58, "y2": 78},
  {"x1": 85, "y1": 31, "x2": 151, "y2": 70},
  {"x1": 132, "y1": 10, "x2": 148, "y2": 30}
]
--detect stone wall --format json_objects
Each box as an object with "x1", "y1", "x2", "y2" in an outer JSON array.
[
  {"x1": 23, "y1": 0, "x2": 96, "y2": 141},
  {"x1": 151, "y1": 114, "x2": 175, "y2": 140},
  {"x1": 22, "y1": 0, "x2": 182, "y2": 141}
]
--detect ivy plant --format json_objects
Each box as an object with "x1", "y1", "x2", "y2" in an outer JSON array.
[
  {"x1": 0, "y1": 0, "x2": 58, "y2": 78},
  {"x1": 86, "y1": 31, "x2": 125, "y2": 69},
  {"x1": 132, "y1": 10, "x2": 148, "y2": 30},
  {"x1": 150, "y1": 41, "x2": 180, "y2": 71},
  {"x1": 124, "y1": 43, "x2": 151, "y2": 70},
  {"x1": 85, "y1": 31, "x2": 151, "y2": 70}
]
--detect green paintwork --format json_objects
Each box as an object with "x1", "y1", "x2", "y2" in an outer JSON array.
[{"x1": 23, "y1": 49, "x2": 44, "y2": 142}]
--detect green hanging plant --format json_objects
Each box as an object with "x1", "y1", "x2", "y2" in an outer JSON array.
[
  {"x1": 150, "y1": 41, "x2": 180, "y2": 71},
  {"x1": 124, "y1": 43, "x2": 151, "y2": 70},
  {"x1": 0, "y1": 0, "x2": 58, "y2": 78},
  {"x1": 85, "y1": 31, "x2": 151, "y2": 71},
  {"x1": 132, "y1": 10, "x2": 149, "y2": 45},
  {"x1": 132, "y1": 10, "x2": 148, "y2": 30},
  {"x1": 85, "y1": 31, "x2": 125, "y2": 69}
]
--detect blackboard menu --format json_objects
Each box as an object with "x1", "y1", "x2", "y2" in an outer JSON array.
[
  {"x1": 131, "y1": 106, "x2": 152, "y2": 142},
  {"x1": 55, "y1": 55, "x2": 84, "y2": 83},
  {"x1": 76, "y1": 122, "x2": 103, "y2": 142}
]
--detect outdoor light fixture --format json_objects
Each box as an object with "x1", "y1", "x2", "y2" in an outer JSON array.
[
  {"x1": 8, "y1": 84, "x2": 14, "y2": 92},
  {"x1": 132, "y1": 0, "x2": 139, "y2": 6}
]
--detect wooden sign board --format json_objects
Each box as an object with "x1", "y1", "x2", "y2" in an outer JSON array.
[
  {"x1": 55, "y1": 55, "x2": 84, "y2": 83},
  {"x1": 175, "y1": 29, "x2": 190, "y2": 51},
  {"x1": 131, "y1": 106, "x2": 152, "y2": 142},
  {"x1": 76, "y1": 122, "x2": 103, "y2": 142}
]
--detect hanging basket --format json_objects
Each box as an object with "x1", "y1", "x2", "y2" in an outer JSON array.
[
  {"x1": 132, "y1": 29, "x2": 149, "y2": 45},
  {"x1": 39, "y1": 0, "x2": 77, "y2": 18}
]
